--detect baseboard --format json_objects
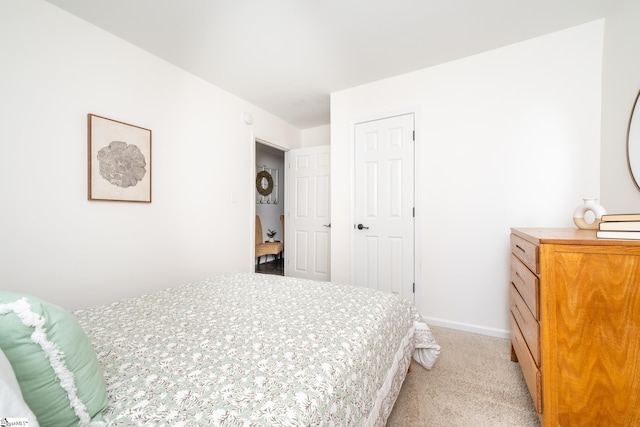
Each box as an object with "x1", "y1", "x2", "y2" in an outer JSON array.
[{"x1": 423, "y1": 316, "x2": 510, "y2": 339}]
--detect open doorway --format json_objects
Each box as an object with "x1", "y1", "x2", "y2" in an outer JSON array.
[{"x1": 255, "y1": 140, "x2": 286, "y2": 276}]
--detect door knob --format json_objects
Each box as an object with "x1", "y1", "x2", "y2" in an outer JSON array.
[
  {"x1": 356, "y1": 224, "x2": 369, "y2": 230},
  {"x1": 323, "y1": 223, "x2": 331, "y2": 228}
]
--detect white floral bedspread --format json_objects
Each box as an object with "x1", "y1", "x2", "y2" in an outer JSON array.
[{"x1": 74, "y1": 273, "x2": 439, "y2": 426}]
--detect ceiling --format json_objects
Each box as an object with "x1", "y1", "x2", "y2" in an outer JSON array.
[{"x1": 46, "y1": 0, "x2": 619, "y2": 129}]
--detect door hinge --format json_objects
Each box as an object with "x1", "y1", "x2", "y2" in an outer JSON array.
[
  {"x1": 413, "y1": 207, "x2": 415, "y2": 217},
  {"x1": 413, "y1": 282, "x2": 415, "y2": 293},
  {"x1": 412, "y1": 130, "x2": 415, "y2": 141}
]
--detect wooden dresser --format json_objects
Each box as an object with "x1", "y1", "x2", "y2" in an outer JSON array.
[{"x1": 509, "y1": 227, "x2": 640, "y2": 426}]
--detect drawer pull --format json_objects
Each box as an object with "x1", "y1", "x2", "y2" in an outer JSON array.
[
  {"x1": 514, "y1": 302, "x2": 524, "y2": 320},
  {"x1": 516, "y1": 244, "x2": 526, "y2": 253}
]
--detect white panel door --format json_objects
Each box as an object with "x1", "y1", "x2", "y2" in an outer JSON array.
[
  {"x1": 287, "y1": 145, "x2": 331, "y2": 281},
  {"x1": 354, "y1": 114, "x2": 415, "y2": 302}
]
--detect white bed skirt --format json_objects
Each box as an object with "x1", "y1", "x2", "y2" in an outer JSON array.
[{"x1": 366, "y1": 321, "x2": 441, "y2": 426}]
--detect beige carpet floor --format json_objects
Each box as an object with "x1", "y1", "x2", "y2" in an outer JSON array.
[{"x1": 387, "y1": 325, "x2": 540, "y2": 427}]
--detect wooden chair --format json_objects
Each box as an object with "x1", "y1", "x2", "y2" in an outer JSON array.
[{"x1": 255, "y1": 215, "x2": 283, "y2": 264}]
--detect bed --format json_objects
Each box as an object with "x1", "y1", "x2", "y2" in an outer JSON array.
[{"x1": 0, "y1": 273, "x2": 440, "y2": 426}]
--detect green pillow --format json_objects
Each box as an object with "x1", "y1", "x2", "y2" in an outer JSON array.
[{"x1": 0, "y1": 291, "x2": 108, "y2": 427}]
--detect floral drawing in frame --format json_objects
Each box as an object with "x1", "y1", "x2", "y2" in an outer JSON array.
[{"x1": 88, "y1": 114, "x2": 152, "y2": 202}]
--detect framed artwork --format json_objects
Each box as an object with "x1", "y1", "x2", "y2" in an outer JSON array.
[{"x1": 88, "y1": 114, "x2": 152, "y2": 202}]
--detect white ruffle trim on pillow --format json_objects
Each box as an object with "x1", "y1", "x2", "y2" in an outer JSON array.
[{"x1": 0, "y1": 298, "x2": 101, "y2": 427}]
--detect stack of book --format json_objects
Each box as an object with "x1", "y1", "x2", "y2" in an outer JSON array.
[{"x1": 596, "y1": 213, "x2": 640, "y2": 240}]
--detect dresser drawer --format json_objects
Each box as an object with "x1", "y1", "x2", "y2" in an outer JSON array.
[
  {"x1": 509, "y1": 283, "x2": 540, "y2": 365},
  {"x1": 510, "y1": 313, "x2": 542, "y2": 414},
  {"x1": 510, "y1": 234, "x2": 539, "y2": 274},
  {"x1": 510, "y1": 255, "x2": 540, "y2": 319}
]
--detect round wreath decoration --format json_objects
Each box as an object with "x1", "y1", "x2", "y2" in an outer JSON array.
[{"x1": 256, "y1": 170, "x2": 274, "y2": 196}]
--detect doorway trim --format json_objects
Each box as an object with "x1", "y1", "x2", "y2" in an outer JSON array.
[
  {"x1": 349, "y1": 106, "x2": 422, "y2": 303},
  {"x1": 254, "y1": 137, "x2": 288, "y2": 274}
]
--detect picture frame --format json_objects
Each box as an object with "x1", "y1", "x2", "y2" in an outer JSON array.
[{"x1": 88, "y1": 114, "x2": 152, "y2": 202}]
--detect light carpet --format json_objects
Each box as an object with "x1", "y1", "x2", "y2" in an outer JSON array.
[{"x1": 387, "y1": 325, "x2": 540, "y2": 427}]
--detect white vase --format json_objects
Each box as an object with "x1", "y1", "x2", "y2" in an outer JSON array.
[
  {"x1": 573, "y1": 198, "x2": 606, "y2": 230},
  {"x1": 269, "y1": 238, "x2": 274, "y2": 242}
]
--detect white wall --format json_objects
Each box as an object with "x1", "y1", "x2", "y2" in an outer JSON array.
[
  {"x1": 601, "y1": 0, "x2": 640, "y2": 212},
  {"x1": 330, "y1": 21, "x2": 604, "y2": 336},
  {"x1": 301, "y1": 125, "x2": 331, "y2": 147},
  {"x1": 0, "y1": 1, "x2": 301, "y2": 310}
]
